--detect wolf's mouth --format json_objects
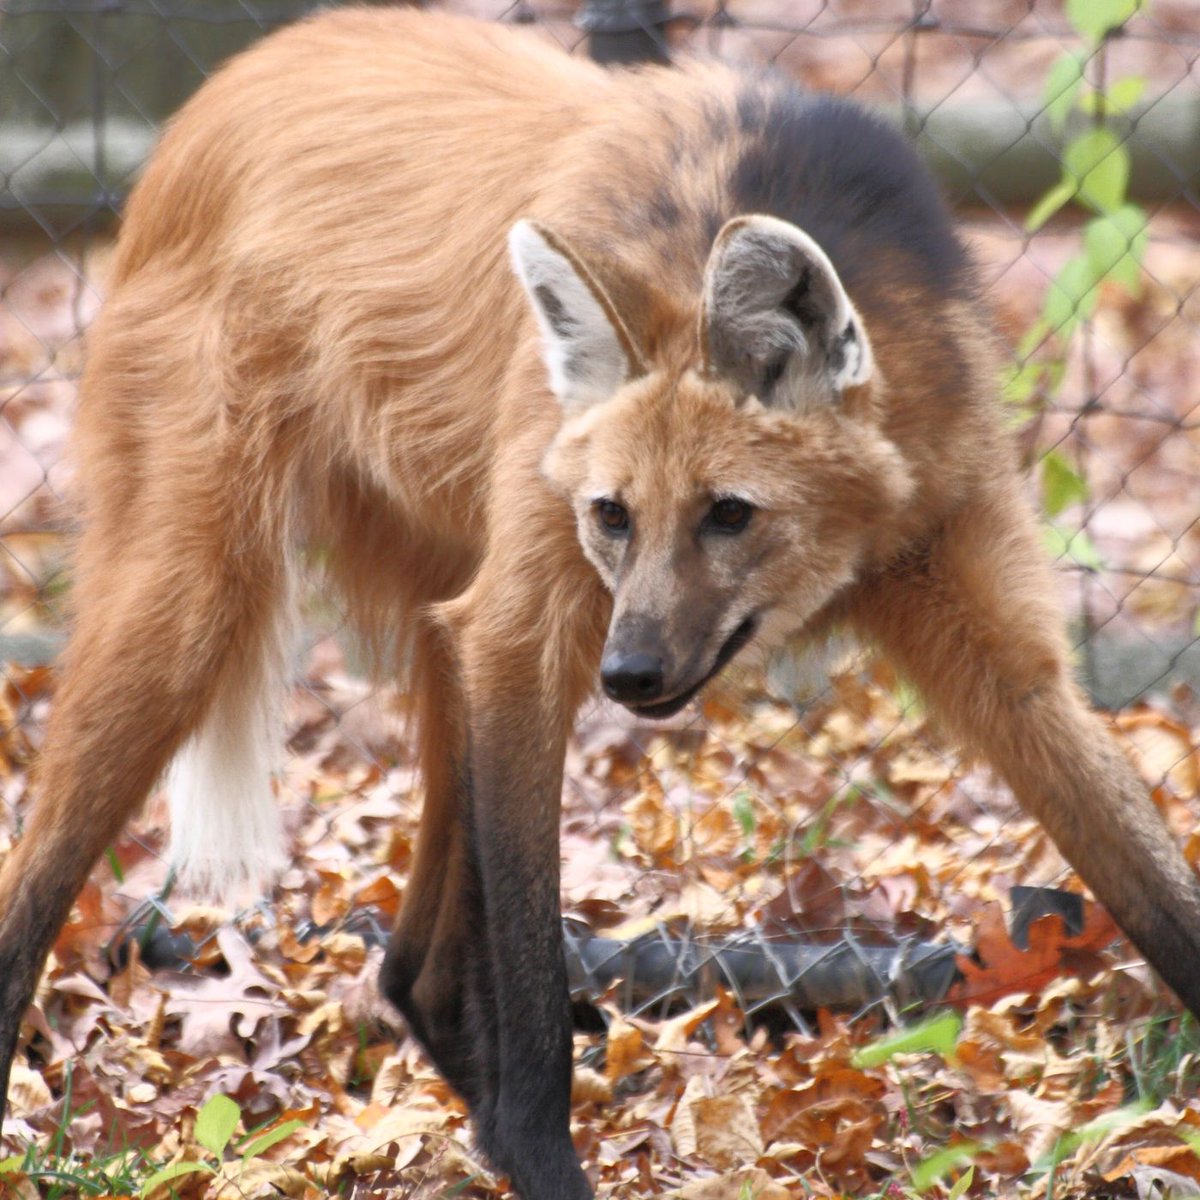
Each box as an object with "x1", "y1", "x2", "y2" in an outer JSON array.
[{"x1": 627, "y1": 615, "x2": 759, "y2": 720}]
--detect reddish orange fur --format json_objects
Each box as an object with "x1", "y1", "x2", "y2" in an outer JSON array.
[{"x1": 2, "y1": 11, "x2": 1199, "y2": 1200}]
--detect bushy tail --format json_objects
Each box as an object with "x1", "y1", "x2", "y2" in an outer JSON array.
[{"x1": 165, "y1": 566, "x2": 295, "y2": 899}]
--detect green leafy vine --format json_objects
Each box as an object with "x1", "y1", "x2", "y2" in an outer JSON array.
[{"x1": 1005, "y1": 0, "x2": 1148, "y2": 554}]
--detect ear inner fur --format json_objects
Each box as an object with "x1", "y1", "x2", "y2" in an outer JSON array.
[
  {"x1": 698, "y1": 214, "x2": 754, "y2": 377},
  {"x1": 700, "y1": 212, "x2": 873, "y2": 404},
  {"x1": 525, "y1": 220, "x2": 646, "y2": 380}
]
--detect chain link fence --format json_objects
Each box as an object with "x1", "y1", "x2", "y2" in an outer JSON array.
[{"x1": 2, "y1": 0, "x2": 1200, "y2": 1114}]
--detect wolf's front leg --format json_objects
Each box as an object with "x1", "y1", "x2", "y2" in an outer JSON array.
[
  {"x1": 454, "y1": 569, "x2": 605, "y2": 1200},
  {"x1": 385, "y1": 518, "x2": 606, "y2": 1200},
  {"x1": 848, "y1": 485, "x2": 1200, "y2": 1017}
]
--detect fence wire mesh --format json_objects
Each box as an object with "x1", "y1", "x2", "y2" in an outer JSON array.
[{"x1": 2, "y1": 0, "x2": 1200, "y2": 1193}]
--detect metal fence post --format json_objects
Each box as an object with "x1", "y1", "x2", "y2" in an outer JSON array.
[{"x1": 577, "y1": 0, "x2": 671, "y2": 66}]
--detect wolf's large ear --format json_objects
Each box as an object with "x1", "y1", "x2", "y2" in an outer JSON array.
[
  {"x1": 700, "y1": 215, "x2": 874, "y2": 407},
  {"x1": 509, "y1": 220, "x2": 644, "y2": 410}
]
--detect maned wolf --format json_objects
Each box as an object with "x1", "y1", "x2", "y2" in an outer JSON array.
[{"x1": 1, "y1": 9, "x2": 1198, "y2": 1200}]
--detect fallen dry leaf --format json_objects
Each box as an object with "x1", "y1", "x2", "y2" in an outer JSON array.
[
  {"x1": 662, "y1": 1167, "x2": 792, "y2": 1199},
  {"x1": 691, "y1": 1093, "x2": 763, "y2": 1168},
  {"x1": 952, "y1": 902, "x2": 1121, "y2": 1008},
  {"x1": 605, "y1": 1015, "x2": 655, "y2": 1085}
]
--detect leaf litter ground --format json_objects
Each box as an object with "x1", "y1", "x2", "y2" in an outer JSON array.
[{"x1": 4, "y1": 646, "x2": 1200, "y2": 1199}]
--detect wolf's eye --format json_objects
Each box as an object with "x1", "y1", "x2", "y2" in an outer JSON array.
[
  {"x1": 595, "y1": 499, "x2": 630, "y2": 534},
  {"x1": 708, "y1": 498, "x2": 753, "y2": 533}
]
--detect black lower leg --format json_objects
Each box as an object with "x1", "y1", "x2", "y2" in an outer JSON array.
[
  {"x1": 381, "y1": 830, "x2": 499, "y2": 1116},
  {"x1": 467, "y1": 752, "x2": 592, "y2": 1200},
  {"x1": 0, "y1": 873, "x2": 83, "y2": 1129}
]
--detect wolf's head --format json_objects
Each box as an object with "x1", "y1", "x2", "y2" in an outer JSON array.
[{"x1": 510, "y1": 216, "x2": 913, "y2": 717}]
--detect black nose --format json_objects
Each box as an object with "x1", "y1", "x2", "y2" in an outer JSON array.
[{"x1": 601, "y1": 651, "x2": 665, "y2": 704}]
